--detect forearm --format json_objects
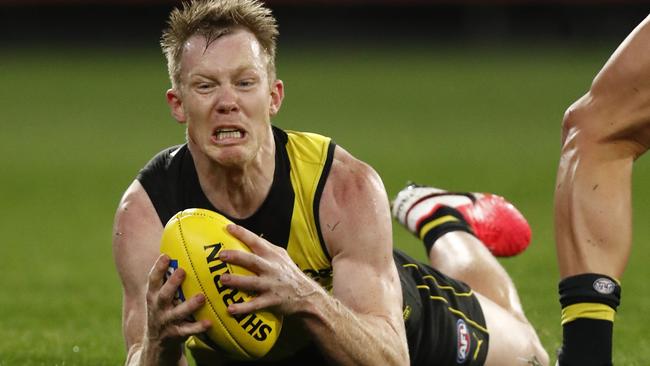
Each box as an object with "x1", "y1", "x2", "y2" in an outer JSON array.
[
  {"x1": 298, "y1": 288, "x2": 408, "y2": 366},
  {"x1": 125, "y1": 343, "x2": 187, "y2": 366}
]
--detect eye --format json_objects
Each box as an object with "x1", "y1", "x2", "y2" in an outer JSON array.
[
  {"x1": 237, "y1": 79, "x2": 256, "y2": 88},
  {"x1": 193, "y1": 81, "x2": 215, "y2": 93}
]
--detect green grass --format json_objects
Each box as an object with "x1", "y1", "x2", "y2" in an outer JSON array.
[{"x1": 2, "y1": 42, "x2": 649, "y2": 365}]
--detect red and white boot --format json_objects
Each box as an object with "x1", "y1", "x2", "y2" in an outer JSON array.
[{"x1": 391, "y1": 183, "x2": 531, "y2": 257}]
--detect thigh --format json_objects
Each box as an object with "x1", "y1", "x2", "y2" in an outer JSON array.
[
  {"x1": 476, "y1": 293, "x2": 548, "y2": 366},
  {"x1": 396, "y1": 249, "x2": 490, "y2": 365}
]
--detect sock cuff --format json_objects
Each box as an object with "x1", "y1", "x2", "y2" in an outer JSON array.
[
  {"x1": 559, "y1": 273, "x2": 621, "y2": 311},
  {"x1": 417, "y1": 206, "x2": 475, "y2": 253},
  {"x1": 561, "y1": 303, "x2": 616, "y2": 325}
]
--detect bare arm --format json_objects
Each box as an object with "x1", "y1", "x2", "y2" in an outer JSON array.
[
  {"x1": 113, "y1": 180, "x2": 210, "y2": 366},
  {"x1": 306, "y1": 147, "x2": 408, "y2": 365},
  {"x1": 555, "y1": 15, "x2": 650, "y2": 279},
  {"x1": 221, "y1": 147, "x2": 408, "y2": 365}
]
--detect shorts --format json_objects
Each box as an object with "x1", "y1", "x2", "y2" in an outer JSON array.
[{"x1": 394, "y1": 249, "x2": 490, "y2": 366}]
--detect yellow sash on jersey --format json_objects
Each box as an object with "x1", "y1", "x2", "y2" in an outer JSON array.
[{"x1": 188, "y1": 129, "x2": 335, "y2": 363}]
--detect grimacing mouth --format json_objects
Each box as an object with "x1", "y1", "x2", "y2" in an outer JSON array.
[{"x1": 213, "y1": 127, "x2": 245, "y2": 141}]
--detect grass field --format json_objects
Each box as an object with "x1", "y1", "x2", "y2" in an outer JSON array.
[{"x1": 2, "y1": 41, "x2": 649, "y2": 365}]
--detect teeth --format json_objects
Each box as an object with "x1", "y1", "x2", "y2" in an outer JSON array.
[{"x1": 215, "y1": 129, "x2": 242, "y2": 140}]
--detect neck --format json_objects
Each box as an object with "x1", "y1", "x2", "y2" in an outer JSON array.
[{"x1": 191, "y1": 130, "x2": 276, "y2": 219}]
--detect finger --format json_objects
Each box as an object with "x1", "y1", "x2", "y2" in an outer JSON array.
[
  {"x1": 219, "y1": 249, "x2": 267, "y2": 274},
  {"x1": 147, "y1": 254, "x2": 170, "y2": 293},
  {"x1": 227, "y1": 224, "x2": 270, "y2": 254},
  {"x1": 174, "y1": 318, "x2": 212, "y2": 338},
  {"x1": 158, "y1": 267, "x2": 185, "y2": 305},
  {"x1": 227, "y1": 295, "x2": 277, "y2": 315},
  {"x1": 165, "y1": 293, "x2": 206, "y2": 323},
  {"x1": 220, "y1": 272, "x2": 265, "y2": 293}
]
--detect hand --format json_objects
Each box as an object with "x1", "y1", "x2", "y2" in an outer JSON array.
[
  {"x1": 143, "y1": 254, "x2": 212, "y2": 361},
  {"x1": 218, "y1": 225, "x2": 325, "y2": 316}
]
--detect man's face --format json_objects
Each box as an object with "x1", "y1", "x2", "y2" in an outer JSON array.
[{"x1": 167, "y1": 28, "x2": 283, "y2": 168}]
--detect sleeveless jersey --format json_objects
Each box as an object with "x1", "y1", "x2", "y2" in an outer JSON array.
[
  {"x1": 137, "y1": 126, "x2": 335, "y2": 364},
  {"x1": 137, "y1": 126, "x2": 489, "y2": 365}
]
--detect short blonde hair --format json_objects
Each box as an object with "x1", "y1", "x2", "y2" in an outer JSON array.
[{"x1": 161, "y1": 0, "x2": 279, "y2": 89}]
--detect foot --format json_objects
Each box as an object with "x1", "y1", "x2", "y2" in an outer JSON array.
[{"x1": 391, "y1": 183, "x2": 531, "y2": 257}]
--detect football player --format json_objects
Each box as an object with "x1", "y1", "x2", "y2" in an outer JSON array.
[{"x1": 112, "y1": 1, "x2": 548, "y2": 365}]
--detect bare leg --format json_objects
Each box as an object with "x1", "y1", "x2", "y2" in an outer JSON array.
[
  {"x1": 429, "y1": 231, "x2": 525, "y2": 323},
  {"x1": 554, "y1": 15, "x2": 650, "y2": 366},
  {"x1": 555, "y1": 15, "x2": 650, "y2": 280},
  {"x1": 430, "y1": 232, "x2": 548, "y2": 366},
  {"x1": 478, "y1": 293, "x2": 548, "y2": 366},
  {"x1": 392, "y1": 186, "x2": 548, "y2": 364}
]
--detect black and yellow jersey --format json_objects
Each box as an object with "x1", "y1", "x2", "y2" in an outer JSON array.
[
  {"x1": 137, "y1": 126, "x2": 489, "y2": 365},
  {"x1": 138, "y1": 126, "x2": 335, "y2": 364}
]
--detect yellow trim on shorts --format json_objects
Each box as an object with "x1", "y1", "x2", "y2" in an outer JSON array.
[
  {"x1": 447, "y1": 307, "x2": 489, "y2": 334},
  {"x1": 424, "y1": 292, "x2": 489, "y2": 333},
  {"x1": 422, "y1": 275, "x2": 473, "y2": 297},
  {"x1": 419, "y1": 215, "x2": 459, "y2": 240},
  {"x1": 473, "y1": 332, "x2": 484, "y2": 360},
  {"x1": 406, "y1": 263, "x2": 488, "y2": 334},
  {"x1": 561, "y1": 303, "x2": 616, "y2": 325},
  {"x1": 403, "y1": 264, "x2": 473, "y2": 297}
]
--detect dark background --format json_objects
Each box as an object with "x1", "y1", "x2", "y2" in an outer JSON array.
[{"x1": 2, "y1": 1, "x2": 649, "y2": 48}]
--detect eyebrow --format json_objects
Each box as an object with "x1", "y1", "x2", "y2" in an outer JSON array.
[{"x1": 190, "y1": 64, "x2": 262, "y2": 79}]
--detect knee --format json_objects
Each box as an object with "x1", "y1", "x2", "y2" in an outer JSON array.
[
  {"x1": 530, "y1": 335, "x2": 550, "y2": 366},
  {"x1": 560, "y1": 98, "x2": 601, "y2": 151},
  {"x1": 524, "y1": 325, "x2": 550, "y2": 366},
  {"x1": 561, "y1": 94, "x2": 650, "y2": 159}
]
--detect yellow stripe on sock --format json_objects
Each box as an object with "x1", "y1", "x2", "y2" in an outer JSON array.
[
  {"x1": 419, "y1": 215, "x2": 460, "y2": 240},
  {"x1": 561, "y1": 303, "x2": 616, "y2": 325}
]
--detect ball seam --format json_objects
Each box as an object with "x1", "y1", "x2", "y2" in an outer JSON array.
[{"x1": 178, "y1": 210, "x2": 254, "y2": 359}]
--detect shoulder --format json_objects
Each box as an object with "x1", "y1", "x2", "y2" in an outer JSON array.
[
  {"x1": 318, "y1": 146, "x2": 392, "y2": 258},
  {"x1": 324, "y1": 146, "x2": 387, "y2": 214},
  {"x1": 137, "y1": 145, "x2": 186, "y2": 181},
  {"x1": 113, "y1": 180, "x2": 164, "y2": 293}
]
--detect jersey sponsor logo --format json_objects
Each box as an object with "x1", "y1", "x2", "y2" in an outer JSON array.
[
  {"x1": 456, "y1": 319, "x2": 471, "y2": 364},
  {"x1": 593, "y1": 278, "x2": 616, "y2": 295},
  {"x1": 166, "y1": 259, "x2": 186, "y2": 303}
]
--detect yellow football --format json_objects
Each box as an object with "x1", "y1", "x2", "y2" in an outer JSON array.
[{"x1": 160, "y1": 208, "x2": 282, "y2": 360}]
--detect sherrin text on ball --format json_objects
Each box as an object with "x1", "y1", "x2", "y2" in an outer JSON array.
[{"x1": 160, "y1": 208, "x2": 282, "y2": 360}]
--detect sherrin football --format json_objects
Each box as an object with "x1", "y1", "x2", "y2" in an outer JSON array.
[{"x1": 160, "y1": 208, "x2": 283, "y2": 360}]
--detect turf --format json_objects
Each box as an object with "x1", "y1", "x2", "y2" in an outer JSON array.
[{"x1": 2, "y1": 42, "x2": 649, "y2": 365}]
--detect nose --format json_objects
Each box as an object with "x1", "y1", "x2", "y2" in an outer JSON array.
[{"x1": 216, "y1": 86, "x2": 239, "y2": 114}]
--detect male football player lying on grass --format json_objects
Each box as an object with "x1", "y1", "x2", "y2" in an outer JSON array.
[{"x1": 112, "y1": 1, "x2": 548, "y2": 365}]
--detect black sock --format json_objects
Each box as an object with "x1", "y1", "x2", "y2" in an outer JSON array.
[
  {"x1": 417, "y1": 205, "x2": 474, "y2": 254},
  {"x1": 558, "y1": 273, "x2": 621, "y2": 366}
]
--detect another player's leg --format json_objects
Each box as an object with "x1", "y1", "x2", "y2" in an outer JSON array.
[
  {"x1": 554, "y1": 15, "x2": 650, "y2": 366},
  {"x1": 392, "y1": 183, "x2": 531, "y2": 320}
]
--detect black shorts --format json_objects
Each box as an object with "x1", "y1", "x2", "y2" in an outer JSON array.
[{"x1": 394, "y1": 249, "x2": 490, "y2": 366}]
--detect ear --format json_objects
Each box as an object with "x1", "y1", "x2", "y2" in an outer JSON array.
[
  {"x1": 269, "y1": 79, "x2": 284, "y2": 117},
  {"x1": 166, "y1": 88, "x2": 186, "y2": 124}
]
